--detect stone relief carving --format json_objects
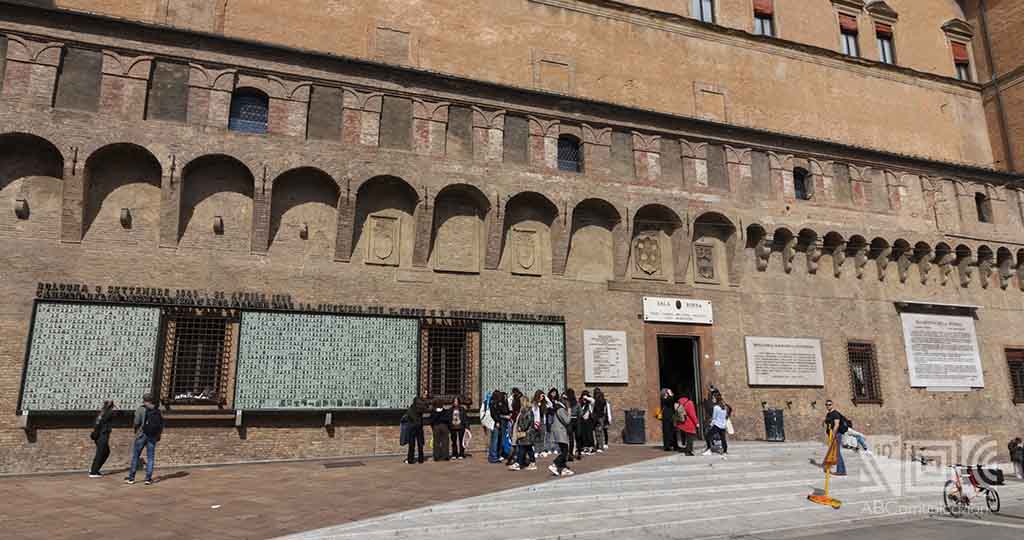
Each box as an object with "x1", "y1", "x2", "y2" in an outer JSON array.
[
  {"x1": 832, "y1": 242, "x2": 847, "y2": 278},
  {"x1": 694, "y1": 243, "x2": 716, "y2": 282},
  {"x1": 999, "y1": 258, "x2": 1014, "y2": 290},
  {"x1": 781, "y1": 237, "x2": 797, "y2": 274},
  {"x1": 958, "y1": 256, "x2": 975, "y2": 288},
  {"x1": 634, "y1": 233, "x2": 662, "y2": 276},
  {"x1": 919, "y1": 257, "x2": 931, "y2": 285},
  {"x1": 367, "y1": 214, "x2": 400, "y2": 266},
  {"x1": 896, "y1": 250, "x2": 912, "y2": 284},
  {"x1": 806, "y1": 243, "x2": 822, "y2": 275},
  {"x1": 938, "y1": 253, "x2": 956, "y2": 286},
  {"x1": 511, "y1": 227, "x2": 538, "y2": 275},
  {"x1": 876, "y1": 246, "x2": 892, "y2": 281},
  {"x1": 978, "y1": 258, "x2": 993, "y2": 289}
]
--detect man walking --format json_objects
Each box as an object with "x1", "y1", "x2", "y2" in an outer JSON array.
[
  {"x1": 823, "y1": 400, "x2": 847, "y2": 476},
  {"x1": 126, "y1": 393, "x2": 163, "y2": 485}
]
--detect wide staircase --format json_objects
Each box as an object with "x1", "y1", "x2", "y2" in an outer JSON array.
[{"x1": 279, "y1": 441, "x2": 1024, "y2": 540}]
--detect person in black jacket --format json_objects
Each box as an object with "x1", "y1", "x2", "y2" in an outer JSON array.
[
  {"x1": 660, "y1": 389, "x2": 678, "y2": 452},
  {"x1": 402, "y1": 397, "x2": 426, "y2": 464},
  {"x1": 488, "y1": 390, "x2": 511, "y2": 463},
  {"x1": 504, "y1": 388, "x2": 524, "y2": 466},
  {"x1": 431, "y1": 398, "x2": 451, "y2": 461},
  {"x1": 448, "y1": 396, "x2": 470, "y2": 459},
  {"x1": 89, "y1": 400, "x2": 115, "y2": 478}
]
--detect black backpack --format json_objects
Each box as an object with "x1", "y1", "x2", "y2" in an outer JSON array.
[
  {"x1": 837, "y1": 414, "x2": 850, "y2": 435},
  {"x1": 142, "y1": 408, "x2": 164, "y2": 439}
]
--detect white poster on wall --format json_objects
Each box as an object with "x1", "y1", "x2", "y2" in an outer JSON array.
[
  {"x1": 642, "y1": 297, "x2": 713, "y2": 324},
  {"x1": 745, "y1": 336, "x2": 825, "y2": 386},
  {"x1": 583, "y1": 330, "x2": 629, "y2": 384},
  {"x1": 900, "y1": 313, "x2": 984, "y2": 389}
]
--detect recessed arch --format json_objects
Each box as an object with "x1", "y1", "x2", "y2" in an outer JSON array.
[
  {"x1": 500, "y1": 191, "x2": 559, "y2": 276},
  {"x1": 933, "y1": 242, "x2": 953, "y2": 263},
  {"x1": 0, "y1": 133, "x2": 64, "y2": 190},
  {"x1": 632, "y1": 204, "x2": 683, "y2": 281},
  {"x1": 566, "y1": 198, "x2": 620, "y2": 282},
  {"x1": 352, "y1": 175, "x2": 419, "y2": 266},
  {"x1": 0, "y1": 133, "x2": 65, "y2": 239},
  {"x1": 692, "y1": 212, "x2": 738, "y2": 284},
  {"x1": 745, "y1": 223, "x2": 768, "y2": 249},
  {"x1": 179, "y1": 154, "x2": 255, "y2": 251},
  {"x1": 82, "y1": 143, "x2": 162, "y2": 244},
  {"x1": 269, "y1": 167, "x2": 339, "y2": 257},
  {"x1": 430, "y1": 183, "x2": 490, "y2": 273}
]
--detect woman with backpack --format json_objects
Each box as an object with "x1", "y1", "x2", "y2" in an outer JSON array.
[
  {"x1": 89, "y1": 400, "x2": 115, "y2": 478},
  {"x1": 126, "y1": 393, "x2": 162, "y2": 485},
  {"x1": 702, "y1": 393, "x2": 729, "y2": 459},
  {"x1": 564, "y1": 388, "x2": 581, "y2": 462},
  {"x1": 675, "y1": 394, "x2": 698, "y2": 456}
]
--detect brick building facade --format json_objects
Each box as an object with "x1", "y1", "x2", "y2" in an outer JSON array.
[{"x1": 1, "y1": 0, "x2": 1023, "y2": 473}]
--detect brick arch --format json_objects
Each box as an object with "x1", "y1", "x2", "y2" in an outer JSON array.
[
  {"x1": 179, "y1": 154, "x2": 256, "y2": 252},
  {"x1": 429, "y1": 183, "x2": 491, "y2": 273},
  {"x1": 268, "y1": 167, "x2": 339, "y2": 257},
  {"x1": 0, "y1": 132, "x2": 64, "y2": 190},
  {"x1": 351, "y1": 175, "x2": 419, "y2": 266},
  {"x1": 0, "y1": 132, "x2": 65, "y2": 240},
  {"x1": 82, "y1": 143, "x2": 162, "y2": 244}
]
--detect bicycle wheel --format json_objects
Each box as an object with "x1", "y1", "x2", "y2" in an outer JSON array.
[
  {"x1": 986, "y1": 488, "x2": 1001, "y2": 513},
  {"x1": 943, "y1": 480, "x2": 964, "y2": 517}
]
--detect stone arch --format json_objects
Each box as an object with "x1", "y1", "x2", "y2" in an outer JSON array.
[
  {"x1": 955, "y1": 244, "x2": 974, "y2": 287},
  {"x1": 179, "y1": 154, "x2": 255, "y2": 252},
  {"x1": 566, "y1": 198, "x2": 620, "y2": 282},
  {"x1": 692, "y1": 211, "x2": 739, "y2": 285},
  {"x1": 796, "y1": 228, "x2": 820, "y2": 274},
  {"x1": 870, "y1": 237, "x2": 891, "y2": 281},
  {"x1": 269, "y1": 167, "x2": 339, "y2": 258},
  {"x1": 352, "y1": 175, "x2": 419, "y2": 267},
  {"x1": 501, "y1": 191, "x2": 559, "y2": 276},
  {"x1": 430, "y1": 183, "x2": 490, "y2": 273},
  {"x1": 82, "y1": 143, "x2": 162, "y2": 244},
  {"x1": 913, "y1": 241, "x2": 933, "y2": 284},
  {"x1": 0, "y1": 133, "x2": 64, "y2": 239},
  {"x1": 772, "y1": 227, "x2": 796, "y2": 273},
  {"x1": 632, "y1": 204, "x2": 684, "y2": 282},
  {"x1": 822, "y1": 232, "x2": 845, "y2": 277}
]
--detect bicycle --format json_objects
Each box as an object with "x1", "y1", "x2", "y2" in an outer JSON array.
[{"x1": 943, "y1": 464, "x2": 1000, "y2": 517}]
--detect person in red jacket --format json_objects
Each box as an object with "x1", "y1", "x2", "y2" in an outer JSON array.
[{"x1": 675, "y1": 395, "x2": 698, "y2": 456}]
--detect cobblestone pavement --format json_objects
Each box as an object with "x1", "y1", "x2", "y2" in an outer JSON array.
[{"x1": 0, "y1": 444, "x2": 657, "y2": 540}]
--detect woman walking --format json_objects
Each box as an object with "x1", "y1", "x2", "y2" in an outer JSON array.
[
  {"x1": 702, "y1": 393, "x2": 729, "y2": 459},
  {"x1": 548, "y1": 395, "x2": 575, "y2": 477},
  {"x1": 430, "y1": 398, "x2": 451, "y2": 462},
  {"x1": 659, "y1": 389, "x2": 678, "y2": 452},
  {"x1": 449, "y1": 396, "x2": 469, "y2": 460},
  {"x1": 89, "y1": 400, "x2": 115, "y2": 477},
  {"x1": 542, "y1": 388, "x2": 560, "y2": 457},
  {"x1": 504, "y1": 388, "x2": 524, "y2": 466},
  {"x1": 402, "y1": 397, "x2": 426, "y2": 464}
]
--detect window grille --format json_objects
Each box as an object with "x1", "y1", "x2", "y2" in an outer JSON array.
[
  {"x1": 228, "y1": 89, "x2": 269, "y2": 134},
  {"x1": 848, "y1": 341, "x2": 882, "y2": 403},
  {"x1": 793, "y1": 168, "x2": 811, "y2": 200},
  {"x1": 420, "y1": 319, "x2": 478, "y2": 402},
  {"x1": 159, "y1": 308, "x2": 237, "y2": 406},
  {"x1": 557, "y1": 135, "x2": 583, "y2": 173},
  {"x1": 1007, "y1": 350, "x2": 1024, "y2": 404}
]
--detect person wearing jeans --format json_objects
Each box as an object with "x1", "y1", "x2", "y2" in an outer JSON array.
[
  {"x1": 824, "y1": 400, "x2": 847, "y2": 476},
  {"x1": 126, "y1": 393, "x2": 161, "y2": 485},
  {"x1": 845, "y1": 422, "x2": 870, "y2": 454},
  {"x1": 702, "y1": 393, "x2": 729, "y2": 459},
  {"x1": 548, "y1": 397, "x2": 574, "y2": 477}
]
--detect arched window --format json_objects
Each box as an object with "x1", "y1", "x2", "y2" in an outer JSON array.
[
  {"x1": 557, "y1": 135, "x2": 583, "y2": 173},
  {"x1": 228, "y1": 88, "x2": 269, "y2": 134},
  {"x1": 793, "y1": 167, "x2": 811, "y2": 200},
  {"x1": 975, "y1": 192, "x2": 993, "y2": 223}
]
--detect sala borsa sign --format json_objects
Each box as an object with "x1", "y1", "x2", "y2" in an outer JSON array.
[{"x1": 642, "y1": 297, "x2": 713, "y2": 324}]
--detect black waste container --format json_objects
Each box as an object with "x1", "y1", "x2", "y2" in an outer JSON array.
[
  {"x1": 764, "y1": 408, "x2": 785, "y2": 442},
  {"x1": 623, "y1": 409, "x2": 646, "y2": 444}
]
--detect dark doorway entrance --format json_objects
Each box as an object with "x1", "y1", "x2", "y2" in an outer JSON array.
[{"x1": 657, "y1": 336, "x2": 703, "y2": 429}]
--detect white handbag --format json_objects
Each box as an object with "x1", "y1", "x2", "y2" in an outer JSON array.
[{"x1": 725, "y1": 419, "x2": 735, "y2": 435}]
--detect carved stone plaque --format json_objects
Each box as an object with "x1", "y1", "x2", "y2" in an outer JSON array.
[
  {"x1": 367, "y1": 214, "x2": 400, "y2": 266},
  {"x1": 633, "y1": 233, "x2": 662, "y2": 276},
  {"x1": 694, "y1": 242, "x2": 717, "y2": 284},
  {"x1": 511, "y1": 227, "x2": 540, "y2": 275}
]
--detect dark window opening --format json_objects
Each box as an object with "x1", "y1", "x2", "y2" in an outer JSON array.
[
  {"x1": 422, "y1": 320, "x2": 477, "y2": 402},
  {"x1": 693, "y1": 0, "x2": 715, "y2": 23},
  {"x1": 952, "y1": 42, "x2": 972, "y2": 81},
  {"x1": 162, "y1": 311, "x2": 236, "y2": 406},
  {"x1": 876, "y1": 24, "x2": 895, "y2": 64},
  {"x1": 794, "y1": 167, "x2": 812, "y2": 201},
  {"x1": 228, "y1": 88, "x2": 269, "y2": 134},
  {"x1": 841, "y1": 31, "x2": 860, "y2": 57},
  {"x1": 754, "y1": 14, "x2": 774, "y2": 37},
  {"x1": 956, "y1": 62, "x2": 972, "y2": 81},
  {"x1": 976, "y1": 192, "x2": 993, "y2": 223},
  {"x1": 557, "y1": 135, "x2": 583, "y2": 173},
  {"x1": 1008, "y1": 349, "x2": 1024, "y2": 404},
  {"x1": 848, "y1": 341, "x2": 882, "y2": 403}
]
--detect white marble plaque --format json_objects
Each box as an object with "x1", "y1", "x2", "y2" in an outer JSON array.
[
  {"x1": 745, "y1": 336, "x2": 824, "y2": 386},
  {"x1": 642, "y1": 297, "x2": 713, "y2": 324},
  {"x1": 900, "y1": 313, "x2": 984, "y2": 389},
  {"x1": 584, "y1": 329, "x2": 628, "y2": 384}
]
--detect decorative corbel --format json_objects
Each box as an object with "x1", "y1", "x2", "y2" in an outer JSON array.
[
  {"x1": 897, "y1": 250, "x2": 912, "y2": 284},
  {"x1": 854, "y1": 246, "x2": 869, "y2": 279},
  {"x1": 807, "y1": 243, "x2": 822, "y2": 275},
  {"x1": 998, "y1": 258, "x2": 1013, "y2": 290},
  {"x1": 832, "y1": 242, "x2": 847, "y2": 278},
  {"x1": 978, "y1": 258, "x2": 993, "y2": 289},
  {"x1": 754, "y1": 237, "x2": 772, "y2": 272},
  {"x1": 919, "y1": 257, "x2": 931, "y2": 285},
  {"x1": 958, "y1": 257, "x2": 975, "y2": 287},
  {"x1": 876, "y1": 246, "x2": 892, "y2": 281},
  {"x1": 782, "y1": 237, "x2": 797, "y2": 274},
  {"x1": 939, "y1": 253, "x2": 956, "y2": 286}
]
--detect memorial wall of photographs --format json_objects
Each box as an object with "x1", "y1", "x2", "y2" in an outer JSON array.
[
  {"x1": 20, "y1": 303, "x2": 161, "y2": 411},
  {"x1": 234, "y1": 312, "x2": 419, "y2": 409},
  {"x1": 480, "y1": 322, "x2": 565, "y2": 395}
]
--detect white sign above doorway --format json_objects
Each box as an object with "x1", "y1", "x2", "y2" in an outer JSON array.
[{"x1": 642, "y1": 297, "x2": 714, "y2": 325}]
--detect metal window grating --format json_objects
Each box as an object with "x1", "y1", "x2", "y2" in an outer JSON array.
[
  {"x1": 160, "y1": 309, "x2": 236, "y2": 406},
  {"x1": 420, "y1": 319, "x2": 477, "y2": 402},
  {"x1": 847, "y1": 341, "x2": 882, "y2": 403},
  {"x1": 557, "y1": 136, "x2": 582, "y2": 173},
  {"x1": 1007, "y1": 350, "x2": 1024, "y2": 403},
  {"x1": 228, "y1": 90, "x2": 269, "y2": 134}
]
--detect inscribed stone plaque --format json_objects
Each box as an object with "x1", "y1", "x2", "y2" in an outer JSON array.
[
  {"x1": 234, "y1": 312, "x2": 418, "y2": 409},
  {"x1": 21, "y1": 303, "x2": 161, "y2": 411},
  {"x1": 744, "y1": 336, "x2": 824, "y2": 386},
  {"x1": 583, "y1": 330, "x2": 628, "y2": 384},
  {"x1": 480, "y1": 322, "x2": 564, "y2": 395},
  {"x1": 511, "y1": 227, "x2": 539, "y2": 275},
  {"x1": 900, "y1": 313, "x2": 984, "y2": 389},
  {"x1": 367, "y1": 214, "x2": 400, "y2": 266}
]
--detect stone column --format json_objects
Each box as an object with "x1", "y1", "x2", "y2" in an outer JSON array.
[
  {"x1": 333, "y1": 181, "x2": 356, "y2": 262},
  {"x1": 725, "y1": 146, "x2": 752, "y2": 199},
  {"x1": 99, "y1": 51, "x2": 151, "y2": 121},
  {"x1": 342, "y1": 90, "x2": 383, "y2": 147},
  {"x1": 250, "y1": 166, "x2": 272, "y2": 254},
  {"x1": 582, "y1": 125, "x2": 612, "y2": 176},
  {"x1": 528, "y1": 117, "x2": 558, "y2": 170},
  {"x1": 60, "y1": 151, "x2": 83, "y2": 244},
  {"x1": 159, "y1": 155, "x2": 182, "y2": 248},
  {"x1": 551, "y1": 201, "x2": 570, "y2": 276},
  {"x1": 612, "y1": 205, "x2": 630, "y2": 281}
]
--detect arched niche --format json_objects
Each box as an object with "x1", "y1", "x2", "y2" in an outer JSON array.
[
  {"x1": 632, "y1": 204, "x2": 683, "y2": 281},
  {"x1": 352, "y1": 175, "x2": 418, "y2": 267},
  {"x1": 822, "y1": 232, "x2": 845, "y2": 277},
  {"x1": 870, "y1": 237, "x2": 892, "y2": 281},
  {"x1": 566, "y1": 198, "x2": 620, "y2": 283},
  {"x1": 0, "y1": 133, "x2": 63, "y2": 239},
  {"x1": 82, "y1": 143, "x2": 162, "y2": 245},
  {"x1": 430, "y1": 184, "x2": 490, "y2": 273},
  {"x1": 692, "y1": 212, "x2": 738, "y2": 285},
  {"x1": 772, "y1": 227, "x2": 796, "y2": 273},
  {"x1": 269, "y1": 167, "x2": 339, "y2": 258},
  {"x1": 796, "y1": 228, "x2": 820, "y2": 275},
  {"x1": 996, "y1": 247, "x2": 1014, "y2": 289},
  {"x1": 746, "y1": 223, "x2": 770, "y2": 272},
  {"x1": 977, "y1": 245, "x2": 994, "y2": 288},
  {"x1": 179, "y1": 154, "x2": 255, "y2": 252},
  {"x1": 500, "y1": 191, "x2": 558, "y2": 276}
]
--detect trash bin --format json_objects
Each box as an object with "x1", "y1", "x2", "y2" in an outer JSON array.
[
  {"x1": 623, "y1": 409, "x2": 646, "y2": 444},
  {"x1": 764, "y1": 408, "x2": 785, "y2": 442}
]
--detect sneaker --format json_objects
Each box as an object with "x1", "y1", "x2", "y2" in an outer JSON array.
[
  {"x1": 548, "y1": 464, "x2": 559, "y2": 476},
  {"x1": 596, "y1": 449, "x2": 604, "y2": 453},
  {"x1": 863, "y1": 450, "x2": 873, "y2": 456},
  {"x1": 124, "y1": 478, "x2": 135, "y2": 484},
  {"x1": 88, "y1": 473, "x2": 102, "y2": 478},
  {"x1": 526, "y1": 463, "x2": 538, "y2": 471},
  {"x1": 702, "y1": 449, "x2": 712, "y2": 456},
  {"x1": 603, "y1": 445, "x2": 609, "y2": 450},
  {"x1": 560, "y1": 469, "x2": 575, "y2": 477},
  {"x1": 508, "y1": 463, "x2": 521, "y2": 471},
  {"x1": 403, "y1": 459, "x2": 415, "y2": 464},
  {"x1": 144, "y1": 480, "x2": 152, "y2": 486},
  {"x1": 721, "y1": 454, "x2": 728, "y2": 460}
]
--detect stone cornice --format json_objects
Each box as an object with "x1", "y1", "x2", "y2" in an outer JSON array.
[{"x1": 0, "y1": 0, "x2": 1018, "y2": 186}]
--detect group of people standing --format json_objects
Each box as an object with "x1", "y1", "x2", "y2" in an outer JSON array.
[
  {"x1": 659, "y1": 384, "x2": 733, "y2": 458},
  {"x1": 400, "y1": 396, "x2": 471, "y2": 464}
]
